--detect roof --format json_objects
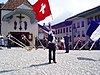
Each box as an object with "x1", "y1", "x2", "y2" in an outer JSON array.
[
  {"x1": 38, "y1": 24, "x2": 50, "y2": 32},
  {"x1": 66, "y1": 5, "x2": 100, "y2": 20},
  {"x1": 2, "y1": 0, "x2": 32, "y2": 10},
  {"x1": 2, "y1": 8, "x2": 36, "y2": 24},
  {"x1": 78, "y1": 5, "x2": 100, "y2": 17},
  {"x1": 52, "y1": 21, "x2": 72, "y2": 29}
]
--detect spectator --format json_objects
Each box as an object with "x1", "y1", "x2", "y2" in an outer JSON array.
[{"x1": 64, "y1": 35, "x2": 69, "y2": 53}]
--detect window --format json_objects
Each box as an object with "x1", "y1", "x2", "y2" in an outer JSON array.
[
  {"x1": 87, "y1": 17, "x2": 93, "y2": 25},
  {"x1": 60, "y1": 29, "x2": 62, "y2": 34},
  {"x1": 82, "y1": 30, "x2": 85, "y2": 37},
  {"x1": 53, "y1": 31, "x2": 55, "y2": 34},
  {"x1": 74, "y1": 34, "x2": 76, "y2": 37},
  {"x1": 14, "y1": 21, "x2": 17, "y2": 30},
  {"x1": 73, "y1": 23, "x2": 76, "y2": 29},
  {"x1": 24, "y1": 21, "x2": 27, "y2": 30},
  {"x1": 95, "y1": 15, "x2": 100, "y2": 23},
  {"x1": 81, "y1": 21, "x2": 84, "y2": 27},
  {"x1": 77, "y1": 31, "x2": 80, "y2": 37},
  {"x1": 58, "y1": 37, "x2": 60, "y2": 42},
  {"x1": 56, "y1": 30, "x2": 57, "y2": 34},
  {"x1": 58, "y1": 29, "x2": 60, "y2": 34},
  {"x1": 69, "y1": 26, "x2": 71, "y2": 32},
  {"x1": 63, "y1": 28, "x2": 65, "y2": 33},
  {"x1": 66, "y1": 27, "x2": 68, "y2": 32},
  {"x1": 77, "y1": 22, "x2": 80, "y2": 28}
]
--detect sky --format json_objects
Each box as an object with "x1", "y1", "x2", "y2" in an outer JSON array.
[{"x1": 1, "y1": 0, "x2": 100, "y2": 25}]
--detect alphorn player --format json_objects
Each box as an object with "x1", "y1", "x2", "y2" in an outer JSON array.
[{"x1": 6, "y1": 33, "x2": 12, "y2": 48}]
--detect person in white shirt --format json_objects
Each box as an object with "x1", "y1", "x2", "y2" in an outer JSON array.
[{"x1": 0, "y1": 34, "x2": 4, "y2": 46}]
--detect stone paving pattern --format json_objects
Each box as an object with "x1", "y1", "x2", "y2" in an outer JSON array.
[{"x1": 0, "y1": 47, "x2": 100, "y2": 75}]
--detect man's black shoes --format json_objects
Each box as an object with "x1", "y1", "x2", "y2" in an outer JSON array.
[
  {"x1": 49, "y1": 62, "x2": 57, "y2": 64},
  {"x1": 54, "y1": 62, "x2": 57, "y2": 63},
  {"x1": 49, "y1": 62, "x2": 51, "y2": 64},
  {"x1": 65, "y1": 51, "x2": 69, "y2": 53}
]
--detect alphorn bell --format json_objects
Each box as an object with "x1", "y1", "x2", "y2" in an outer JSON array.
[
  {"x1": 37, "y1": 37, "x2": 45, "y2": 50},
  {"x1": 23, "y1": 35, "x2": 35, "y2": 48},
  {"x1": 6, "y1": 34, "x2": 33, "y2": 51}
]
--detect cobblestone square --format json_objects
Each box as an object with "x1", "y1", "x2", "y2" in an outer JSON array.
[{"x1": 0, "y1": 47, "x2": 100, "y2": 75}]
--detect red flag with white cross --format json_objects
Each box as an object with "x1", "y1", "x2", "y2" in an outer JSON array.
[{"x1": 32, "y1": 0, "x2": 51, "y2": 21}]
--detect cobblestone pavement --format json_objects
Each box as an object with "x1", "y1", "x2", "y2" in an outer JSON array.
[{"x1": 0, "y1": 47, "x2": 100, "y2": 75}]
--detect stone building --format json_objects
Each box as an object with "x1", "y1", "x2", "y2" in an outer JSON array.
[{"x1": 0, "y1": 0, "x2": 38, "y2": 46}]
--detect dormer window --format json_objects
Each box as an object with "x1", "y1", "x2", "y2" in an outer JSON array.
[
  {"x1": 14, "y1": 21, "x2": 17, "y2": 30},
  {"x1": 24, "y1": 21, "x2": 27, "y2": 30}
]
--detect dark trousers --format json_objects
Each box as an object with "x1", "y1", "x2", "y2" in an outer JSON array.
[
  {"x1": 48, "y1": 43, "x2": 56, "y2": 63},
  {"x1": 7, "y1": 39, "x2": 11, "y2": 48},
  {"x1": 65, "y1": 44, "x2": 69, "y2": 53}
]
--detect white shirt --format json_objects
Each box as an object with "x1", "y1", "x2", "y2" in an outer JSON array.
[{"x1": 52, "y1": 36, "x2": 56, "y2": 43}]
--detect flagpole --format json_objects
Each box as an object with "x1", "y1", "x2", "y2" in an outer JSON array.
[
  {"x1": 51, "y1": 14, "x2": 53, "y2": 20},
  {"x1": 47, "y1": 0, "x2": 53, "y2": 20},
  {"x1": 89, "y1": 41, "x2": 96, "y2": 50}
]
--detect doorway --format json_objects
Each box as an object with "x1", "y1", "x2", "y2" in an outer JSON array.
[{"x1": 10, "y1": 32, "x2": 30, "y2": 47}]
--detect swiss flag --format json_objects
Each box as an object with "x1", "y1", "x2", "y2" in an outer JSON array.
[{"x1": 32, "y1": 0, "x2": 51, "y2": 21}]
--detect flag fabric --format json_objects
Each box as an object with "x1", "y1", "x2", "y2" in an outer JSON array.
[
  {"x1": 32, "y1": 0, "x2": 51, "y2": 21},
  {"x1": 86, "y1": 20, "x2": 100, "y2": 41},
  {"x1": 90, "y1": 25, "x2": 100, "y2": 41}
]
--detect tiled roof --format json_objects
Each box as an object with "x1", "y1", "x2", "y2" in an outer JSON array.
[
  {"x1": 66, "y1": 5, "x2": 100, "y2": 20},
  {"x1": 2, "y1": 0, "x2": 32, "y2": 10},
  {"x1": 38, "y1": 24, "x2": 50, "y2": 32}
]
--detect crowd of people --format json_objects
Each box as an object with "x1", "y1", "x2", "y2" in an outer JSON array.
[
  {"x1": 0, "y1": 32, "x2": 100, "y2": 64},
  {"x1": 1, "y1": 32, "x2": 99, "y2": 51}
]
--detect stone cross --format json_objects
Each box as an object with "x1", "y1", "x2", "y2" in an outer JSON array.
[{"x1": 16, "y1": 14, "x2": 25, "y2": 30}]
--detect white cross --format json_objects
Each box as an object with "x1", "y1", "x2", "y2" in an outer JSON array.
[{"x1": 39, "y1": 3, "x2": 46, "y2": 14}]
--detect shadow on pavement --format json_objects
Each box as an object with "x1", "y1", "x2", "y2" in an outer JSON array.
[
  {"x1": 0, "y1": 62, "x2": 49, "y2": 74},
  {"x1": 0, "y1": 47, "x2": 3, "y2": 50},
  {"x1": 77, "y1": 57, "x2": 97, "y2": 61},
  {"x1": 0, "y1": 62, "x2": 50, "y2": 73},
  {"x1": 30, "y1": 62, "x2": 49, "y2": 67},
  {"x1": 23, "y1": 62, "x2": 50, "y2": 69},
  {"x1": 0, "y1": 69, "x2": 17, "y2": 73}
]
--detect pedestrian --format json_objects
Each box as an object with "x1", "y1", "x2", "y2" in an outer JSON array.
[
  {"x1": 35, "y1": 36, "x2": 39, "y2": 50},
  {"x1": 64, "y1": 35, "x2": 69, "y2": 53},
  {"x1": 96, "y1": 38, "x2": 100, "y2": 50},
  {"x1": 88, "y1": 41, "x2": 92, "y2": 49},
  {"x1": 48, "y1": 31, "x2": 56, "y2": 64},
  {"x1": 6, "y1": 33, "x2": 12, "y2": 48},
  {"x1": 20, "y1": 34, "x2": 26, "y2": 46},
  {"x1": 60, "y1": 37, "x2": 64, "y2": 50},
  {"x1": 78, "y1": 40, "x2": 81, "y2": 49},
  {"x1": 0, "y1": 34, "x2": 4, "y2": 47},
  {"x1": 43, "y1": 37, "x2": 48, "y2": 48}
]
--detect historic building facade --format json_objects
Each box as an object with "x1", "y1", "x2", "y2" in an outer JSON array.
[
  {"x1": 52, "y1": 5, "x2": 100, "y2": 49},
  {"x1": 52, "y1": 21, "x2": 72, "y2": 49},
  {"x1": 0, "y1": 0, "x2": 38, "y2": 46}
]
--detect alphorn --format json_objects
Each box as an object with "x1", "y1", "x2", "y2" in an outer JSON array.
[
  {"x1": 37, "y1": 37, "x2": 45, "y2": 50},
  {"x1": 6, "y1": 34, "x2": 33, "y2": 51},
  {"x1": 23, "y1": 35, "x2": 35, "y2": 48}
]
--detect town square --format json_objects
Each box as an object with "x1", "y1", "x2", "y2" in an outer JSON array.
[{"x1": 0, "y1": 0, "x2": 100, "y2": 75}]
